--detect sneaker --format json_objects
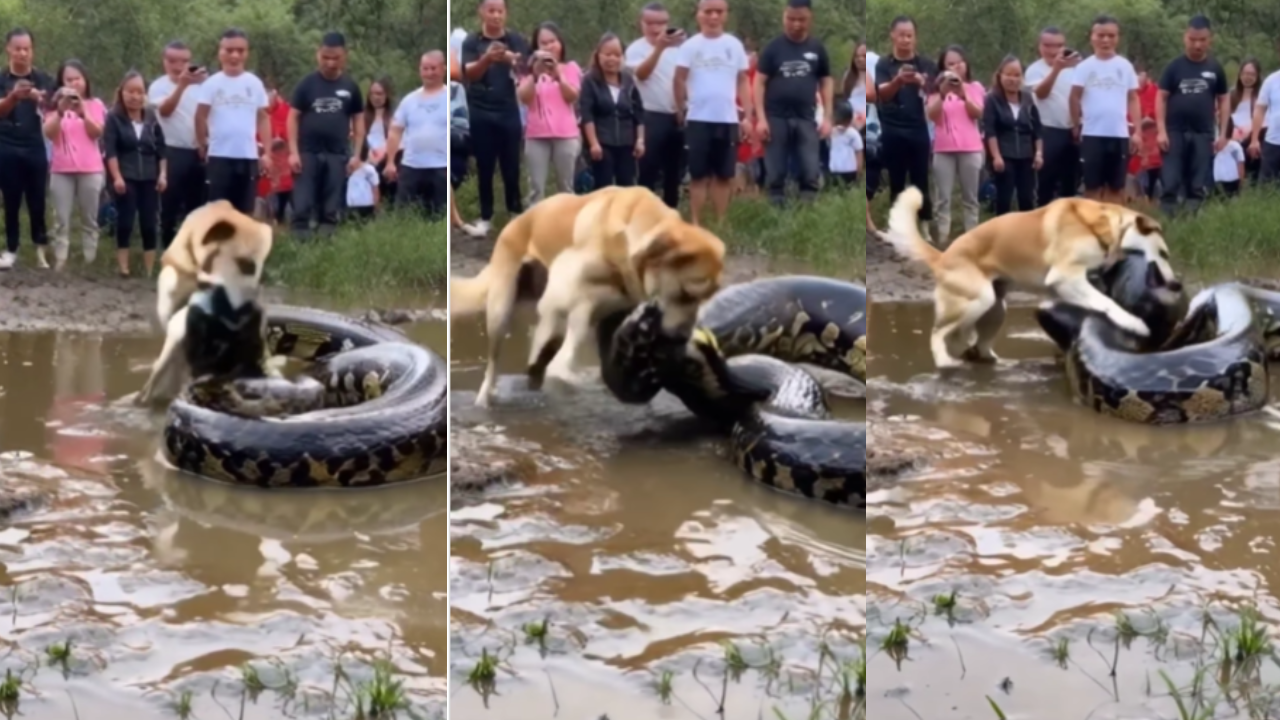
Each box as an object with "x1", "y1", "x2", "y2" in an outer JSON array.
[
  {"x1": 466, "y1": 220, "x2": 491, "y2": 237},
  {"x1": 0, "y1": 251, "x2": 16, "y2": 270}
]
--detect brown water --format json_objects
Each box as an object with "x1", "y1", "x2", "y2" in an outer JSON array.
[
  {"x1": 868, "y1": 301, "x2": 1280, "y2": 720},
  {"x1": 0, "y1": 313, "x2": 449, "y2": 719},
  {"x1": 448, "y1": 300, "x2": 866, "y2": 719}
]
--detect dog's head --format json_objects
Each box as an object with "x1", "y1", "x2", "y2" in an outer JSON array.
[
  {"x1": 631, "y1": 220, "x2": 726, "y2": 333},
  {"x1": 167, "y1": 200, "x2": 273, "y2": 288},
  {"x1": 1115, "y1": 211, "x2": 1177, "y2": 291}
]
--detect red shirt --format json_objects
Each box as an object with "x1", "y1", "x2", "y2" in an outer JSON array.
[{"x1": 257, "y1": 96, "x2": 293, "y2": 197}]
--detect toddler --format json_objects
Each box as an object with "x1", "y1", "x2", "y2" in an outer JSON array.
[{"x1": 346, "y1": 158, "x2": 381, "y2": 221}]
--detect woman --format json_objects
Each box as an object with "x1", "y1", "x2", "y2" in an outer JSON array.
[
  {"x1": 364, "y1": 77, "x2": 399, "y2": 203},
  {"x1": 578, "y1": 33, "x2": 645, "y2": 188},
  {"x1": 1232, "y1": 59, "x2": 1264, "y2": 182},
  {"x1": 519, "y1": 22, "x2": 582, "y2": 203},
  {"x1": 460, "y1": 0, "x2": 530, "y2": 235},
  {"x1": 103, "y1": 71, "x2": 166, "y2": 277},
  {"x1": 983, "y1": 55, "x2": 1043, "y2": 215},
  {"x1": 875, "y1": 18, "x2": 935, "y2": 239},
  {"x1": 43, "y1": 60, "x2": 105, "y2": 271},
  {"x1": 926, "y1": 45, "x2": 984, "y2": 246}
]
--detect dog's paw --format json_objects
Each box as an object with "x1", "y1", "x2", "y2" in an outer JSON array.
[{"x1": 1110, "y1": 311, "x2": 1151, "y2": 337}]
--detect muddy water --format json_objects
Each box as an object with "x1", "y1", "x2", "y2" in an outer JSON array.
[
  {"x1": 448, "y1": 304, "x2": 866, "y2": 719},
  {"x1": 0, "y1": 314, "x2": 449, "y2": 719},
  {"x1": 869, "y1": 301, "x2": 1280, "y2": 720}
]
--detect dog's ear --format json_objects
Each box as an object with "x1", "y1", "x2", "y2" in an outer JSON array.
[
  {"x1": 202, "y1": 220, "x2": 238, "y2": 245},
  {"x1": 1134, "y1": 214, "x2": 1162, "y2": 237},
  {"x1": 630, "y1": 227, "x2": 676, "y2": 269}
]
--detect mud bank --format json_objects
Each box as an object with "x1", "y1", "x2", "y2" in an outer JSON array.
[{"x1": 868, "y1": 228, "x2": 1042, "y2": 304}]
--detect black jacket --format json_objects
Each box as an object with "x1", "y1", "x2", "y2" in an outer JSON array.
[
  {"x1": 103, "y1": 109, "x2": 166, "y2": 182},
  {"x1": 982, "y1": 89, "x2": 1042, "y2": 162},
  {"x1": 578, "y1": 71, "x2": 643, "y2": 147}
]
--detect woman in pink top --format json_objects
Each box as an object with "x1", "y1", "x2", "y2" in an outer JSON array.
[
  {"x1": 43, "y1": 60, "x2": 106, "y2": 271},
  {"x1": 925, "y1": 46, "x2": 985, "y2": 246},
  {"x1": 518, "y1": 22, "x2": 582, "y2": 203}
]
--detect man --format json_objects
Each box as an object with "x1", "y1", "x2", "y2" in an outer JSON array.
[
  {"x1": 1249, "y1": 68, "x2": 1280, "y2": 182},
  {"x1": 288, "y1": 32, "x2": 365, "y2": 239},
  {"x1": 149, "y1": 41, "x2": 209, "y2": 250},
  {"x1": 194, "y1": 28, "x2": 273, "y2": 216},
  {"x1": 874, "y1": 16, "x2": 936, "y2": 239},
  {"x1": 1069, "y1": 15, "x2": 1142, "y2": 204},
  {"x1": 384, "y1": 51, "x2": 450, "y2": 218},
  {"x1": 674, "y1": 0, "x2": 753, "y2": 226},
  {"x1": 0, "y1": 28, "x2": 54, "y2": 270},
  {"x1": 1024, "y1": 27, "x2": 1081, "y2": 206},
  {"x1": 625, "y1": 2, "x2": 687, "y2": 209},
  {"x1": 753, "y1": 0, "x2": 833, "y2": 205},
  {"x1": 1155, "y1": 15, "x2": 1229, "y2": 217}
]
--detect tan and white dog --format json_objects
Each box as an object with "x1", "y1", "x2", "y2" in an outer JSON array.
[
  {"x1": 451, "y1": 186, "x2": 726, "y2": 407},
  {"x1": 879, "y1": 186, "x2": 1177, "y2": 369},
  {"x1": 136, "y1": 201, "x2": 274, "y2": 406}
]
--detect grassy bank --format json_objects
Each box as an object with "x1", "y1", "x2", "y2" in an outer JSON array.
[
  {"x1": 0, "y1": 205, "x2": 448, "y2": 300},
  {"x1": 869, "y1": 181, "x2": 1280, "y2": 280},
  {"x1": 454, "y1": 169, "x2": 865, "y2": 279}
]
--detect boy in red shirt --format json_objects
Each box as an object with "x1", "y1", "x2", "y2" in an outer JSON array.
[{"x1": 256, "y1": 82, "x2": 294, "y2": 225}]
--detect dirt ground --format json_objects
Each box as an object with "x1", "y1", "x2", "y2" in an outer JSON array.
[{"x1": 0, "y1": 266, "x2": 169, "y2": 334}]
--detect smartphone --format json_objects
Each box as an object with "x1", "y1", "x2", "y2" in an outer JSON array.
[
  {"x1": 188, "y1": 64, "x2": 202, "y2": 73},
  {"x1": 902, "y1": 64, "x2": 916, "y2": 74},
  {"x1": 665, "y1": 27, "x2": 682, "y2": 36},
  {"x1": 1062, "y1": 49, "x2": 1077, "y2": 59}
]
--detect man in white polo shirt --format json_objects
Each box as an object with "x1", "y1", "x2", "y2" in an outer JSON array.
[
  {"x1": 148, "y1": 40, "x2": 208, "y2": 249},
  {"x1": 1024, "y1": 26, "x2": 1081, "y2": 205},
  {"x1": 626, "y1": 1, "x2": 687, "y2": 209}
]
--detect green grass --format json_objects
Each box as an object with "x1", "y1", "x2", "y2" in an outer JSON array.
[
  {"x1": 868, "y1": 178, "x2": 1280, "y2": 281},
  {"x1": 0, "y1": 202, "x2": 448, "y2": 301},
  {"x1": 453, "y1": 162, "x2": 865, "y2": 279}
]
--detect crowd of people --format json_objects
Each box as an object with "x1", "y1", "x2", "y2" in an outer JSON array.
[
  {"x1": 859, "y1": 14, "x2": 1280, "y2": 243},
  {"x1": 0, "y1": 26, "x2": 450, "y2": 276},
  {"x1": 446, "y1": 0, "x2": 863, "y2": 236}
]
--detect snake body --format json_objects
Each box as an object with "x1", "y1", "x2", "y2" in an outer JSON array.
[
  {"x1": 162, "y1": 303, "x2": 448, "y2": 487},
  {"x1": 1037, "y1": 254, "x2": 1268, "y2": 424},
  {"x1": 599, "y1": 276, "x2": 867, "y2": 508}
]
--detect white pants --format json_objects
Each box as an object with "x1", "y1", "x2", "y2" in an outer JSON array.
[
  {"x1": 931, "y1": 152, "x2": 983, "y2": 244},
  {"x1": 50, "y1": 172, "x2": 104, "y2": 261}
]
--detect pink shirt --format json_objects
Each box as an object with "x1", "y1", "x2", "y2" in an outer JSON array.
[
  {"x1": 930, "y1": 81, "x2": 985, "y2": 154},
  {"x1": 523, "y1": 62, "x2": 583, "y2": 140},
  {"x1": 47, "y1": 98, "x2": 106, "y2": 174}
]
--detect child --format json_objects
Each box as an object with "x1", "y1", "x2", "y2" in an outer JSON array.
[
  {"x1": 346, "y1": 157, "x2": 380, "y2": 221},
  {"x1": 829, "y1": 103, "x2": 862, "y2": 188},
  {"x1": 1214, "y1": 120, "x2": 1246, "y2": 197}
]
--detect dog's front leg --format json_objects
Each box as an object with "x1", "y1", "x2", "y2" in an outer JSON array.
[
  {"x1": 137, "y1": 308, "x2": 191, "y2": 407},
  {"x1": 1047, "y1": 266, "x2": 1151, "y2": 337},
  {"x1": 543, "y1": 301, "x2": 595, "y2": 385}
]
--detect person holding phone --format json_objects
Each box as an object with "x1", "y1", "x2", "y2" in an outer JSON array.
[
  {"x1": 0, "y1": 28, "x2": 55, "y2": 270},
  {"x1": 518, "y1": 22, "x2": 582, "y2": 204},
  {"x1": 148, "y1": 40, "x2": 208, "y2": 248},
  {"x1": 625, "y1": 2, "x2": 688, "y2": 209},
  {"x1": 1024, "y1": 27, "x2": 1081, "y2": 206},
  {"x1": 873, "y1": 16, "x2": 937, "y2": 240},
  {"x1": 460, "y1": 0, "x2": 529, "y2": 236},
  {"x1": 1069, "y1": 15, "x2": 1142, "y2": 205},
  {"x1": 44, "y1": 60, "x2": 106, "y2": 271}
]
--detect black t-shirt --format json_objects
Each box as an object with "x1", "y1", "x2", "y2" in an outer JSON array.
[
  {"x1": 0, "y1": 68, "x2": 55, "y2": 151},
  {"x1": 758, "y1": 35, "x2": 831, "y2": 120},
  {"x1": 1158, "y1": 55, "x2": 1228, "y2": 134},
  {"x1": 873, "y1": 54, "x2": 937, "y2": 134},
  {"x1": 291, "y1": 72, "x2": 364, "y2": 155},
  {"x1": 460, "y1": 31, "x2": 530, "y2": 117}
]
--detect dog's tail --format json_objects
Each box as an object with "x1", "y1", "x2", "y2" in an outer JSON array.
[
  {"x1": 879, "y1": 186, "x2": 942, "y2": 270},
  {"x1": 449, "y1": 216, "x2": 534, "y2": 319}
]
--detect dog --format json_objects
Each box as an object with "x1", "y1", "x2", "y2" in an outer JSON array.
[
  {"x1": 878, "y1": 185, "x2": 1178, "y2": 369},
  {"x1": 450, "y1": 186, "x2": 725, "y2": 407},
  {"x1": 136, "y1": 201, "x2": 274, "y2": 406},
  {"x1": 524, "y1": 186, "x2": 725, "y2": 396}
]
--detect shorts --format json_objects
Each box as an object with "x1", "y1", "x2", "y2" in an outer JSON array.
[
  {"x1": 685, "y1": 121, "x2": 739, "y2": 181},
  {"x1": 1080, "y1": 136, "x2": 1130, "y2": 192}
]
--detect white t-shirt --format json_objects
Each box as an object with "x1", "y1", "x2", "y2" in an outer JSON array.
[
  {"x1": 1213, "y1": 140, "x2": 1245, "y2": 182},
  {"x1": 147, "y1": 75, "x2": 202, "y2": 150},
  {"x1": 392, "y1": 86, "x2": 449, "y2": 169},
  {"x1": 450, "y1": 28, "x2": 468, "y2": 73},
  {"x1": 197, "y1": 71, "x2": 268, "y2": 160},
  {"x1": 367, "y1": 116, "x2": 387, "y2": 151},
  {"x1": 676, "y1": 33, "x2": 749, "y2": 124},
  {"x1": 1231, "y1": 95, "x2": 1253, "y2": 135},
  {"x1": 1071, "y1": 55, "x2": 1138, "y2": 139},
  {"x1": 829, "y1": 126, "x2": 863, "y2": 173},
  {"x1": 625, "y1": 37, "x2": 681, "y2": 114},
  {"x1": 1023, "y1": 59, "x2": 1075, "y2": 130},
  {"x1": 1258, "y1": 71, "x2": 1280, "y2": 145},
  {"x1": 346, "y1": 162, "x2": 380, "y2": 207}
]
